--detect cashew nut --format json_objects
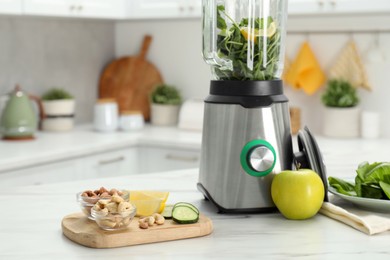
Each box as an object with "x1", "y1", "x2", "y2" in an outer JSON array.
[
  {"x1": 98, "y1": 219, "x2": 116, "y2": 228},
  {"x1": 92, "y1": 205, "x2": 108, "y2": 216},
  {"x1": 105, "y1": 202, "x2": 118, "y2": 213},
  {"x1": 138, "y1": 214, "x2": 165, "y2": 229},
  {"x1": 111, "y1": 194, "x2": 124, "y2": 203},
  {"x1": 153, "y1": 213, "x2": 165, "y2": 225},
  {"x1": 98, "y1": 199, "x2": 109, "y2": 206},
  {"x1": 138, "y1": 218, "x2": 149, "y2": 229},
  {"x1": 118, "y1": 201, "x2": 133, "y2": 213},
  {"x1": 147, "y1": 216, "x2": 155, "y2": 226}
]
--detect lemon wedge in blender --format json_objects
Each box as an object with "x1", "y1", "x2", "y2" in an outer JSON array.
[
  {"x1": 128, "y1": 191, "x2": 169, "y2": 217},
  {"x1": 240, "y1": 22, "x2": 277, "y2": 43}
]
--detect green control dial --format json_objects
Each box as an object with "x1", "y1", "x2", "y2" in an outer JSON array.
[{"x1": 240, "y1": 139, "x2": 276, "y2": 177}]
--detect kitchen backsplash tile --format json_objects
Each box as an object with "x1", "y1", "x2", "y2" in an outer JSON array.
[{"x1": 0, "y1": 17, "x2": 115, "y2": 123}]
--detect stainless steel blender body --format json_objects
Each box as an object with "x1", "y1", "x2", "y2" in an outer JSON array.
[{"x1": 198, "y1": 80, "x2": 293, "y2": 213}]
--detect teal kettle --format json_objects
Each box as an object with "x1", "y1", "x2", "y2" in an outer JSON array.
[{"x1": 0, "y1": 85, "x2": 43, "y2": 140}]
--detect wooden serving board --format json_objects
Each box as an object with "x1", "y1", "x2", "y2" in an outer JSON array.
[
  {"x1": 62, "y1": 212, "x2": 213, "y2": 248},
  {"x1": 99, "y1": 35, "x2": 163, "y2": 121}
]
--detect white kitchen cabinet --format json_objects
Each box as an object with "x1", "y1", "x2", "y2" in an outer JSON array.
[
  {"x1": 129, "y1": 0, "x2": 201, "y2": 19},
  {"x1": 0, "y1": 160, "x2": 82, "y2": 187},
  {"x1": 288, "y1": 0, "x2": 327, "y2": 15},
  {"x1": 139, "y1": 146, "x2": 200, "y2": 173},
  {"x1": 0, "y1": 0, "x2": 22, "y2": 15},
  {"x1": 22, "y1": 0, "x2": 129, "y2": 19},
  {"x1": 328, "y1": 0, "x2": 390, "y2": 14},
  {"x1": 81, "y1": 148, "x2": 138, "y2": 179},
  {"x1": 0, "y1": 146, "x2": 200, "y2": 187},
  {"x1": 0, "y1": 148, "x2": 138, "y2": 187},
  {"x1": 289, "y1": 0, "x2": 390, "y2": 15}
]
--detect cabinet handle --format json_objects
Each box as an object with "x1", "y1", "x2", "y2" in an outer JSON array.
[
  {"x1": 318, "y1": 0, "x2": 325, "y2": 7},
  {"x1": 70, "y1": 5, "x2": 76, "y2": 11},
  {"x1": 165, "y1": 154, "x2": 198, "y2": 162},
  {"x1": 78, "y1": 5, "x2": 83, "y2": 11},
  {"x1": 98, "y1": 156, "x2": 125, "y2": 165}
]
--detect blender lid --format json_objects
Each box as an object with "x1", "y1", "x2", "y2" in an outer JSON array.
[{"x1": 294, "y1": 126, "x2": 328, "y2": 202}]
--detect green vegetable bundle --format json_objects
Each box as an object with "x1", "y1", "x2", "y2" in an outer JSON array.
[
  {"x1": 215, "y1": 5, "x2": 281, "y2": 81},
  {"x1": 329, "y1": 161, "x2": 390, "y2": 200}
]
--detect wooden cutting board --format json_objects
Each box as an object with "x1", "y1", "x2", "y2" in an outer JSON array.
[
  {"x1": 99, "y1": 35, "x2": 163, "y2": 120},
  {"x1": 62, "y1": 212, "x2": 213, "y2": 248}
]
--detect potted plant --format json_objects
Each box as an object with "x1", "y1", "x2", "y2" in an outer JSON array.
[
  {"x1": 41, "y1": 88, "x2": 75, "y2": 131},
  {"x1": 150, "y1": 84, "x2": 182, "y2": 126},
  {"x1": 321, "y1": 79, "x2": 360, "y2": 138}
]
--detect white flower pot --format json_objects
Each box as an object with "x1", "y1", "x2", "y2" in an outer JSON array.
[
  {"x1": 42, "y1": 99, "x2": 75, "y2": 131},
  {"x1": 42, "y1": 99, "x2": 75, "y2": 116},
  {"x1": 42, "y1": 118, "x2": 74, "y2": 132},
  {"x1": 323, "y1": 106, "x2": 360, "y2": 138},
  {"x1": 151, "y1": 104, "x2": 180, "y2": 126}
]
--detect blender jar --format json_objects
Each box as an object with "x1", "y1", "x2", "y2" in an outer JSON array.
[{"x1": 202, "y1": 0, "x2": 288, "y2": 81}]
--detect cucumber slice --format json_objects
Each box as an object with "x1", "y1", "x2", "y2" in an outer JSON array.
[
  {"x1": 161, "y1": 204, "x2": 174, "y2": 219},
  {"x1": 173, "y1": 202, "x2": 199, "y2": 214},
  {"x1": 172, "y1": 205, "x2": 199, "y2": 224}
]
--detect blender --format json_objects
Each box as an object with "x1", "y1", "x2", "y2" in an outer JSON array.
[{"x1": 198, "y1": 0, "x2": 327, "y2": 213}]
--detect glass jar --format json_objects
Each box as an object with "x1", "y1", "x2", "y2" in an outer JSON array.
[{"x1": 202, "y1": 0, "x2": 288, "y2": 81}]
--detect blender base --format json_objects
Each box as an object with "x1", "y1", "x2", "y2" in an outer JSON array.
[{"x1": 197, "y1": 183, "x2": 277, "y2": 214}]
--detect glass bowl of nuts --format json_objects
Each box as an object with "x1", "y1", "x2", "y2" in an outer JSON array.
[
  {"x1": 91, "y1": 195, "x2": 137, "y2": 231},
  {"x1": 77, "y1": 187, "x2": 129, "y2": 220}
]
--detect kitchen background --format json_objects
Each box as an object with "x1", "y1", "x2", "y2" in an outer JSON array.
[{"x1": 1, "y1": 1, "x2": 390, "y2": 136}]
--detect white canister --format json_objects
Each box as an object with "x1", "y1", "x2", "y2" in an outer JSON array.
[
  {"x1": 119, "y1": 111, "x2": 145, "y2": 131},
  {"x1": 93, "y1": 98, "x2": 118, "y2": 132},
  {"x1": 361, "y1": 111, "x2": 380, "y2": 139}
]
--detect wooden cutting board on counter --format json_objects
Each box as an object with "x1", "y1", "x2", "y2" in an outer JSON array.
[
  {"x1": 62, "y1": 212, "x2": 213, "y2": 248},
  {"x1": 99, "y1": 35, "x2": 163, "y2": 120}
]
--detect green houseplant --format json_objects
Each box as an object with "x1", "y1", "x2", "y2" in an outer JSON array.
[
  {"x1": 321, "y1": 79, "x2": 359, "y2": 108},
  {"x1": 321, "y1": 79, "x2": 360, "y2": 138},
  {"x1": 42, "y1": 88, "x2": 73, "y2": 101},
  {"x1": 150, "y1": 84, "x2": 182, "y2": 126},
  {"x1": 41, "y1": 88, "x2": 75, "y2": 132}
]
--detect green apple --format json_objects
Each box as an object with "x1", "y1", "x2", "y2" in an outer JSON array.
[{"x1": 271, "y1": 169, "x2": 325, "y2": 220}]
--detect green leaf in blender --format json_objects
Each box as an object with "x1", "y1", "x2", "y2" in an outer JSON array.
[
  {"x1": 215, "y1": 4, "x2": 281, "y2": 81},
  {"x1": 217, "y1": 5, "x2": 227, "y2": 30}
]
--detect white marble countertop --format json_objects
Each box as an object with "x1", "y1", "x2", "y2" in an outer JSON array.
[
  {"x1": 1, "y1": 126, "x2": 390, "y2": 258},
  {"x1": 0, "y1": 125, "x2": 202, "y2": 172},
  {"x1": 1, "y1": 168, "x2": 390, "y2": 259}
]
